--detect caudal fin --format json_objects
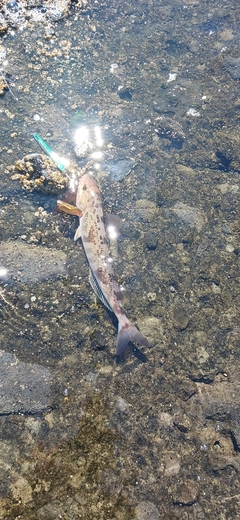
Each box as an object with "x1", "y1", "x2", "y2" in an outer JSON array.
[{"x1": 116, "y1": 319, "x2": 150, "y2": 356}]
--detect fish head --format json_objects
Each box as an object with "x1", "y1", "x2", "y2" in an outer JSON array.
[{"x1": 76, "y1": 173, "x2": 101, "y2": 210}]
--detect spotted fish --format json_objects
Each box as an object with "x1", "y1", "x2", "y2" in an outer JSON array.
[{"x1": 57, "y1": 173, "x2": 150, "y2": 355}]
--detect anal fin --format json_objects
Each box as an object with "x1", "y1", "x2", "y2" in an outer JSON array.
[{"x1": 89, "y1": 269, "x2": 112, "y2": 312}]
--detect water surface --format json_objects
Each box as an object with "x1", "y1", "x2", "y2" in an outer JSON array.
[{"x1": 0, "y1": 0, "x2": 240, "y2": 518}]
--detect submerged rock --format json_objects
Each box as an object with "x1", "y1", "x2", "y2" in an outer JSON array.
[
  {"x1": 155, "y1": 116, "x2": 185, "y2": 148},
  {"x1": 105, "y1": 158, "x2": 134, "y2": 182},
  {"x1": 138, "y1": 317, "x2": 163, "y2": 346},
  {"x1": 172, "y1": 306, "x2": 189, "y2": 330},
  {"x1": 0, "y1": 241, "x2": 67, "y2": 284},
  {"x1": 208, "y1": 433, "x2": 240, "y2": 472},
  {"x1": 0, "y1": 350, "x2": 51, "y2": 414},
  {"x1": 172, "y1": 479, "x2": 199, "y2": 505},
  {"x1": 189, "y1": 374, "x2": 240, "y2": 449},
  {"x1": 10, "y1": 477, "x2": 33, "y2": 506},
  {"x1": 135, "y1": 501, "x2": 160, "y2": 520},
  {"x1": 171, "y1": 202, "x2": 207, "y2": 232},
  {"x1": 161, "y1": 451, "x2": 181, "y2": 477},
  {"x1": 134, "y1": 199, "x2": 158, "y2": 222},
  {"x1": 144, "y1": 230, "x2": 158, "y2": 250},
  {"x1": 223, "y1": 56, "x2": 240, "y2": 80}
]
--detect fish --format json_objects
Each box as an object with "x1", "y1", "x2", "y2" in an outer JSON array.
[{"x1": 57, "y1": 173, "x2": 150, "y2": 355}]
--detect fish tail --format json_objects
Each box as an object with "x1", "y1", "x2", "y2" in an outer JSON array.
[{"x1": 116, "y1": 318, "x2": 150, "y2": 355}]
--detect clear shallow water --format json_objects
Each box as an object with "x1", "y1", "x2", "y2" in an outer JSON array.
[{"x1": 0, "y1": 0, "x2": 240, "y2": 518}]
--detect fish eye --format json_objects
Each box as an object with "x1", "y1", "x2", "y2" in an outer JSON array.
[{"x1": 82, "y1": 184, "x2": 88, "y2": 191}]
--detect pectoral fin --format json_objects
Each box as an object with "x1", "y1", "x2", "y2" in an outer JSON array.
[
  {"x1": 74, "y1": 221, "x2": 83, "y2": 241},
  {"x1": 57, "y1": 200, "x2": 82, "y2": 217}
]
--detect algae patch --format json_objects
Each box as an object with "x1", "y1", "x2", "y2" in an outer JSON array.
[{"x1": 3, "y1": 394, "x2": 135, "y2": 520}]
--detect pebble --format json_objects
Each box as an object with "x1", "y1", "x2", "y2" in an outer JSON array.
[
  {"x1": 118, "y1": 86, "x2": 132, "y2": 100},
  {"x1": 171, "y1": 202, "x2": 207, "y2": 232},
  {"x1": 144, "y1": 230, "x2": 158, "y2": 250},
  {"x1": 114, "y1": 395, "x2": 130, "y2": 414},
  {"x1": 135, "y1": 199, "x2": 157, "y2": 222},
  {"x1": 104, "y1": 158, "x2": 134, "y2": 181},
  {"x1": 223, "y1": 56, "x2": 240, "y2": 80},
  {"x1": 138, "y1": 317, "x2": 163, "y2": 346},
  {"x1": 172, "y1": 306, "x2": 189, "y2": 330},
  {"x1": 110, "y1": 63, "x2": 118, "y2": 73},
  {"x1": 135, "y1": 501, "x2": 160, "y2": 520},
  {"x1": 161, "y1": 451, "x2": 181, "y2": 477},
  {"x1": 196, "y1": 346, "x2": 209, "y2": 364},
  {"x1": 0, "y1": 13, "x2": 8, "y2": 33},
  {"x1": 221, "y1": 223, "x2": 232, "y2": 234},
  {"x1": 155, "y1": 116, "x2": 185, "y2": 148},
  {"x1": 159, "y1": 412, "x2": 174, "y2": 430},
  {"x1": 172, "y1": 479, "x2": 199, "y2": 505},
  {"x1": 226, "y1": 243, "x2": 234, "y2": 253},
  {"x1": 86, "y1": 371, "x2": 98, "y2": 383},
  {"x1": 10, "y1": 477, "x2": 33, "y2": 506}
]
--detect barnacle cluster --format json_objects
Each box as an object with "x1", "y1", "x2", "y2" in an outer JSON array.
[
  {"x1": 0, "y1": 0, "x2": 89, "y2": 33},
  {"x1": 11, "y1": 153, "x2": 68, "y2": 194}
]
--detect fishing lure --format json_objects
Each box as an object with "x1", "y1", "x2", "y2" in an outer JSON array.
[{"x1": 33, "y1": 133, "x2": 66, "y2": 171}]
